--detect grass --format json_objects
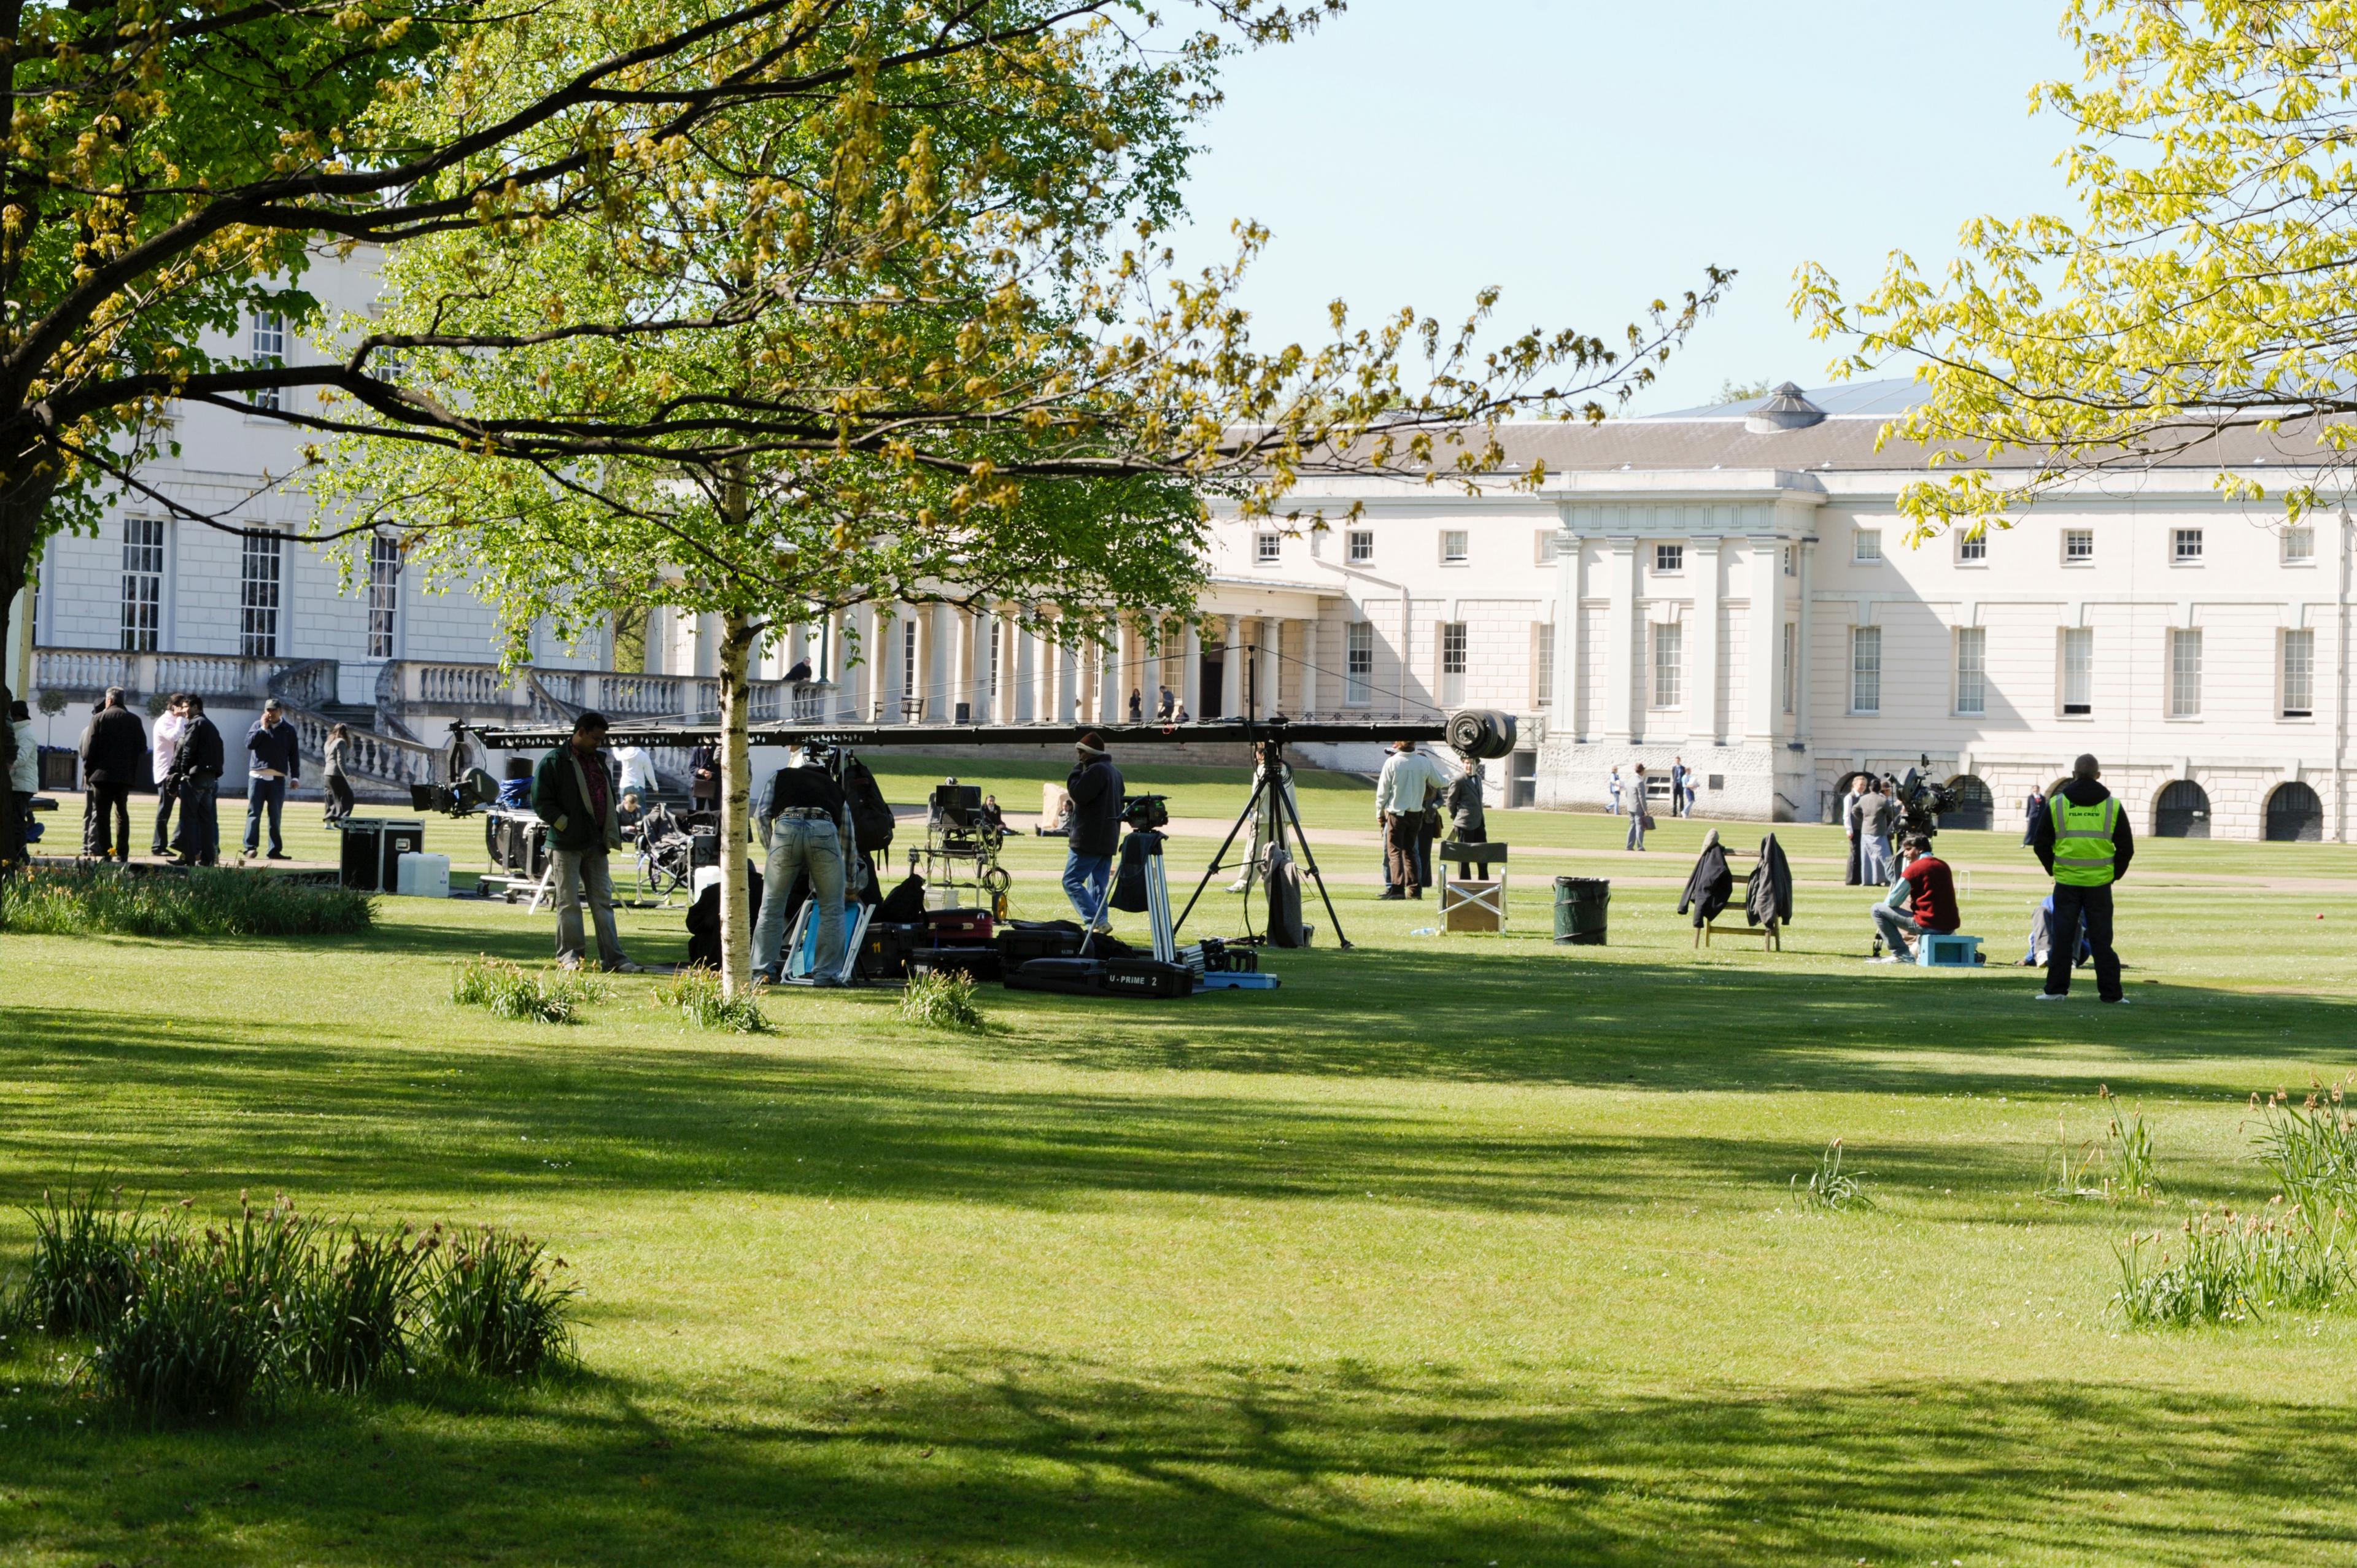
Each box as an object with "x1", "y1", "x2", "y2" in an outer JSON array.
[
  {"x1": 899, "y1": 967, "x2": 990, "y2": 1033},
  {"x1": 452, "y1": 956, "x2": 608, "y2": 1024},
  {"x1": 8, "y1": 788, "x2": 2357, "y2": 1561},
  {"x1": 649, "y1": 965, "x2": 768, "y2": 1032},
  {"x1": 0, "y1": 863, "x2": 374, "y2": 938}
]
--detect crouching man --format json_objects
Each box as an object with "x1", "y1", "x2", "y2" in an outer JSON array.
[{"x1": 1870, "y1": 833, "x2": 1959, "y2": 962}]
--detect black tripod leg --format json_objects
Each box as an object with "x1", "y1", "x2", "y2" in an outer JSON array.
[
  {"x1": 1276, "y1": 781, "x2": 1352, "y2": 951},
  {"x1": 1174, "y1": 777, "x2": 1264, "y2": 938}
]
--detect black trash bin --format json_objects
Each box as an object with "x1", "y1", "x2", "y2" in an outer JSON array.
[{"x1": 1553, "y1": 876, "x2": 1609, "y2": 945}]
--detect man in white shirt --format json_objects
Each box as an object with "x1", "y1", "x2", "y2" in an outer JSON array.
[
  {"x1": 1375, "y1": 740, "x2": 1451, "y2": 900},
  {"x1": 611, "y1": 743, "x2": 660, "y2": 798},
  {"x1": 149, "y1": 693, "x2": 189, "y2": 857}
]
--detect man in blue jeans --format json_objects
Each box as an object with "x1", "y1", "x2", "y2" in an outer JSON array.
[
  {"x1": 1062, "y1": 732, "x2": 1124, "y2": 930},
  {"x1": 751, "y1": 744, "x2": 854, "y2": 984},
  {"x1": 242, "y1": 698, "x2": 300, "y2": 859}
]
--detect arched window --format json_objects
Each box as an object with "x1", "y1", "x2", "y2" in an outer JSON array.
[
  {"x1": 1940, "y1": 774, "x2": 1994, "y2": 832},
  {"x1": 2266, "y1": 781, "x2": 2324, "y2": 843},
  {"x1": 2153, "y1": 780, "x2": 2210, "y2": 839}
]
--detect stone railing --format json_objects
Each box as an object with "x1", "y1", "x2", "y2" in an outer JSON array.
[
  {"x1": 281, "y1": 704, "x2": 442, "y2": 788},
  {"x1": 268, "y1": 658, "x2": 339, "y2": 711},
  {"x1": 33, "y1": 647, "x2": 297, "y2": 703}
]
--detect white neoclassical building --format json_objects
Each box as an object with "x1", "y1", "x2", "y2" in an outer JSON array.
[
  {"x1": 1199, "y1": 381, "x2": 2353, "y2": 841},
  {"x1": 11, "y1": 255, "x2": 2351, "y2": 849}
]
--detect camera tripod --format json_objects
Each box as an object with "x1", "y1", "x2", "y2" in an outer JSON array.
[{"x1": 1174, "y1": 731, "x2": 1352, "y2": 950}]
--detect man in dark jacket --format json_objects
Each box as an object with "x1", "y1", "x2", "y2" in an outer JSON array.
[
  {"x1": 1062, "y1": 731, "x2": 1123, "y2": 930},
  {"x1": 532, "y1": 710, "x2": 642, "y2": 971},
  {"x1": 242, "y1": 698, "x2": 301, "y2": 859},
  {"x1": 78, "y1": 687, "x2": 147, "y2": 859},
  {"x1": 2030, "y1": 754, "x2": 2134, "y2": 1003},
  {"x1": 686, "y1": 741, "x2": 720, "y2": 813},
  {"x1": 168, "y1": 696, "x2": 226, "y2": 865}
]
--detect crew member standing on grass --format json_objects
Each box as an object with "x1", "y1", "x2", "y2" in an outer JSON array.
[
  {"x1": 1062, "y1": 731, "x2": 1124, "y2": 930},
  {"x1": 149, "y1": 693, "x2": 188, "y2": 855},
  {"x1": 1376, "y1": 738, "x2": 1449, "y2": 898},
  {"x1": 78, "y1": 686, "x2": 145, "y2": 862},
  {"x1": 749, "y1": 743, "x2": 855, "y2": 986},
  {"x1": 533, "y1": 711, "x2": 646, "y2": 974},
  {"x1": 241, "y1": 698, "x2": 300, "y2": 860},
  {"x1": 168, "y1": 696, "x2": 224, "y2": 867},
  {"x1": 2031, "y1": 752, "x2": 2133, "y2": 1004}
]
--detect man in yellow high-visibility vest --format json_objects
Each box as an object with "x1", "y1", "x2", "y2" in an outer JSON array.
[{"x1": 2029, "y1": 752, "x2": 2135, "y2": 1003}]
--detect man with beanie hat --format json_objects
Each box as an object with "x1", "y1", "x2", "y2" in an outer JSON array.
[
  {"x1": 1064, "y1": 731, "x2": 1124, "y2": 929},
  {"x1": 2031, "y1": 752, "x2": 2134, "y2": 1003}
]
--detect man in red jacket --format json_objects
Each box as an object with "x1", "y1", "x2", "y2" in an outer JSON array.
[{"x1": 1870, "y1": 834, "x2": 1960, "y2": 962}]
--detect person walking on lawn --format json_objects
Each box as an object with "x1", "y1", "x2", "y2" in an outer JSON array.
[
  {"x1": 2031, "y1": 752, "x2": 2134, "y2": 1004},
  {"x1": 168, "y1": 696, "x2": 225, "y2": 866},
  {"x1": 533, "y1": 710, "x2": 646, "y2": 973},
  {"x1": 241, "y1": 698, "x2": 300, "y2": 859}
]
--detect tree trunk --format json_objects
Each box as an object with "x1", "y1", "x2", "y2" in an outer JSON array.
[
  {"x1": 715, "y1": 454, "x2": 759, "y2": 995},
  {"x1": 0, "y1": 454, "x2": 60, "y2": 875},
  {"x1": 717, "y1": 604, "x2": 759, "y2": 996}
]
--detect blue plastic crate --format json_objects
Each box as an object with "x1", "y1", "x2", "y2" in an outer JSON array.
[{"x1": 1916, "y1": 933, "x2": 1982, "y2": 969}]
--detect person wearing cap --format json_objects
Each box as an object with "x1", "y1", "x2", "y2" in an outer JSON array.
[
  {"x1": 532, "y1": 710, "x2": 644, "y2": 972},
  {"x1": 1063, "y1": 731, "x2": 1124, "y2": 929},
  {"x1": 242, "y1": 697, "x2": 301, "y2": 860},
  {"x1": 2030, "y1": 752, "x2": 2134, "y2": 1003},
  {"x1": 77, "y1": 686, "x2": 147, "y2": 860},
  {"x1": 1375, "y1": 738, "x2": 1450, "y2": 899}
]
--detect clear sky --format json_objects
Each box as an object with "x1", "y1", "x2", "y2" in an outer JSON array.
[{"x1": 1163, "y1": 0, "x2": 2083, "y2": 414}]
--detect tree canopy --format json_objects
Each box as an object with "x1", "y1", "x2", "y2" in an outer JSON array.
[{"x1": 1795, "y1": 0, "x2": 2357, "y2": 533}]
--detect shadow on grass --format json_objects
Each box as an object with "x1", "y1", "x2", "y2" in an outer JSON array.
[
  {"x1": 2, "y1": 1358, "x2": 2348, "y2": 1566},
  {"x1": 0, "y1": 1003, "x2": 2268, "y2": 1220}
]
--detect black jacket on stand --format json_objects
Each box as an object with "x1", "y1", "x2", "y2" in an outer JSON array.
[
  {"x1": 1677, "y1": 836, "x2": 1735, "y2": 927},
  {"x1": 1747, "y1": 834, "x2": 1795, "y2": 927}
]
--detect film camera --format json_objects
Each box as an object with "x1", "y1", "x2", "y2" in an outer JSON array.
[
  {"x1": 412, "y1": 768, "x2": 502, "y2": 816},
  {"x1": 1884, "y1": 754, "x2": 1959, "y2": 841},
  {"x1": 1120, "y1": 793, "x2": 1171, "y2": 831}
]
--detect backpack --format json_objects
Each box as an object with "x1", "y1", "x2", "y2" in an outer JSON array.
[{"x1": 843, "y1": 754, "x2": 896, "y2": 850}]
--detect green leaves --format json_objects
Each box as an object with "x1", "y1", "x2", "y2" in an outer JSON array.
[{"x1": 1799, "y1": 0, "x2": 2357, "y2": 535}]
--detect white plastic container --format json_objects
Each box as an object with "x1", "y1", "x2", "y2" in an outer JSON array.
[{"x1": 395, "y1": 851, "x2": 451, "y2": 899}]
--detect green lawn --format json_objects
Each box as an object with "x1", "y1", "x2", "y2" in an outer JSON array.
[{"x1": 7, "y1": 776, "x2": 2357, "y2": 1565}]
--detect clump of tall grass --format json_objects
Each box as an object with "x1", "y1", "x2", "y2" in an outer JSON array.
[
  {"x1": 900, "y1": 968, "x2": 989, "y2": 1034},
  {"x1": 2112, "y1": 1078, "x2": 2357, "y2": 1328},
  {"x1": 0, "y1": 865, "x2": 374, "y2": 939},
  {"x1": 2040, "y1": 1085, "x2": 2162, "y2": 1203},
  {"x1": 422, "y1": 1226, "x2": 576, "y2": 1378},
  {"x1": 651, "y1": 965, "x2": 768, "y2": 1032},
  {"x1": 12, "y1": 1183, "x2": 580, "y2": 1419},
  {"x1": 452, "y1": 956, "x2": 606, "y2": 1023},
  {"x1": 12, "y1": 1180, "x2": 158, "y2": 1334},
  {"x1": 1792, "y1": 1138, "x2": 1873, "y2": 1212}
]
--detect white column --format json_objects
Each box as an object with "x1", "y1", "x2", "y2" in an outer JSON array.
[
  {"x1": 1113, "y1": 616, "x2": 1139, "y2": 722},
  {"x1": 1554, "y1": 524, "x2": 1581, "y2": 739},
  {"x1": 1257, "y1": 624, "x2": 1280, "y2": 718},
  {"x1": 1096, "y1": 622, "x2": 1121, "y2": 725},
  {"x1": 1746, "y1": 540, "x2": 1782, "y2": 743},
  {"x1": 1603, "y1": 539, "x2": 1638, "y2": 743},
  {"x1": 1690, "y1": 538, "x2": 1722, "y2": 743},
  {"x1": 1220, "y1": 615, "x2": 1242, "y2": 717},
  {"x1": 1295, "y1": 617, "x2": 1318, "y2": 716},
  {"x1": 1058, "y1": 620, "x2": 1080, "y2": 722},
  {"x1": 848, "y1": 603, "x2": 875, "y2": 722},
  {"x1": 927, "y1": 601, "x2": 956, "y2": 724},
  {"x1": 1015, "y1": 612, "x2": 1038, "y2": 722},
  {"x1": 1794, "y1": 539, "x2": 1816, "y2": 746},
  {"x1": 1180, "y1": 618, "x2": 1202, "y2": 717}
]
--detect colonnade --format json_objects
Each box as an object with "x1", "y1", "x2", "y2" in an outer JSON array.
[{"x1": 818, "y1": 604, "x2": 1323, "y2": 726}]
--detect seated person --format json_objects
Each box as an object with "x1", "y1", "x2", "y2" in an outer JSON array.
[
  {"x1": 980, "y1": 794, "x2": 1007, "y2": 834},
  {"x1": 1870, "y1": 834, "x2": 1959, "y2": 962},
  {"x1": 617, "y1": 789, "x2": 646, "y2": 830}
]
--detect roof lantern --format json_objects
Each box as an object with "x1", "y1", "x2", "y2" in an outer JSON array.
[{"x1": 1744, "y1": 381, "x2": 1827, "y2": 434}]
